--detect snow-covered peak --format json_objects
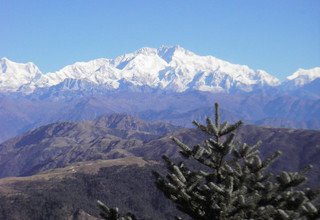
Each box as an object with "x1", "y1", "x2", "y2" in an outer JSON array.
[
  {"x1": 35, "y1": 58, "x2": 116, "y2": 88},
  {"x1": 287, "y1": 67, "x2": 320, "y2": 83},
  {"x1": 1, "y1": 57, "x2": 40, "y2": 73},
  {"x1": 0, "y1": 57, "x2": 42, "y2": 92},
  {"x1": 283, "y1": 67, "x2": 320, "y2": 89}
]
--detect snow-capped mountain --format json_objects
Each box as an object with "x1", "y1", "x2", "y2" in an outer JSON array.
[
  {"x1": 1, "y1": 46, "x2": 282, "y2": 94},
  {"x1": 0, "y1": 58, "x2": 42, "y2": 92},
  {"x1": 282, "y1": 67, "x2": 320, "y2": 90},
  {"x1": 1, "y1": 46, "x2": 319, "y2": 94}
]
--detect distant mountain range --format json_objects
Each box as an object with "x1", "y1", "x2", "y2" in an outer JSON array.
[
  {"x1": 0, "y1": 46, "x2": 319, "y2": 142},
  {"x1": 1, "y1": 46, "x2": 319, "y2": 94}
]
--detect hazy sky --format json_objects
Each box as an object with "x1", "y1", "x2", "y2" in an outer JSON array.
[{"x1": 1, "y1": 0, "x2": 319, "y2": 80}]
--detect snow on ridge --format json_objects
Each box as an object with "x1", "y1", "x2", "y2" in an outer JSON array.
[
  {"x1": 287, "y1": 67, "x2": 320, "y2": 81},
  {"x1": 0, "y1": 46, "x2": 292, "y2": 93},
  {"x1": 283, "y1": 67, "x2": 320, "y2": 88}
]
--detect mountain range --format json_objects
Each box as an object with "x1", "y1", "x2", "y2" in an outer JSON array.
[
  {"x1": 1, "y1": 46, "x2": 319, "y2": 94},
  {"x1": 0, "y1": 46, "x2": 319, "y2": 143}
]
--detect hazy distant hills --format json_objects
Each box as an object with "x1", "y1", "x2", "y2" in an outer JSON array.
[
  {"x1": 0, "y1": 90, "x2": 319, "y2": 143},
  {"x1": 0, "y1": 114, "x2": 319, "y2": 219},
  {"x1": 0, "y1": 46, "x2": 319, "y2": 142}
]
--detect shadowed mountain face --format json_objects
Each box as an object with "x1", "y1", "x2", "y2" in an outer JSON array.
[
  {"x1": 0, "y1": 158, "x2": 185, "y2": 220},
  {"x1": 0, "y1": 114, "x2": 319, "y2": 219}
]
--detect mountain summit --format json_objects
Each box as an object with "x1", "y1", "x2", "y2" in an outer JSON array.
[
  {"x1": 282, "y1": 67, "x2": 320, "y2": 89},
  {"x1": 0, "y1": 58, "x2": 42, "y2": 92}
]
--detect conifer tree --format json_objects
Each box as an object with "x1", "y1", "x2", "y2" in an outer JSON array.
[{"x1": 98, "y1": 103, "x2": 320, "y2": 220}]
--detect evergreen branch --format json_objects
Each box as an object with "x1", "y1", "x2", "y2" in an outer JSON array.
[
  {"x1": 171, "y1": 136, "x2": 193, "y2": 157},
  {"x1": 219, "y1": 120, "x2": 243, "y2": 136},
  {"x1": 97, "y1": 200, "x2": 137, "y2": 220}
]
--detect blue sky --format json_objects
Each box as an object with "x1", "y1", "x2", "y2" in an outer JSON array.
[{"x1": 0, "y1": 0, "x2": 319, "y2": 80}]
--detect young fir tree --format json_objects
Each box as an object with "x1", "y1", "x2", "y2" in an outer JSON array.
[{"x1": 98, "y1": 103, "x2": 320, "y2": 220}]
